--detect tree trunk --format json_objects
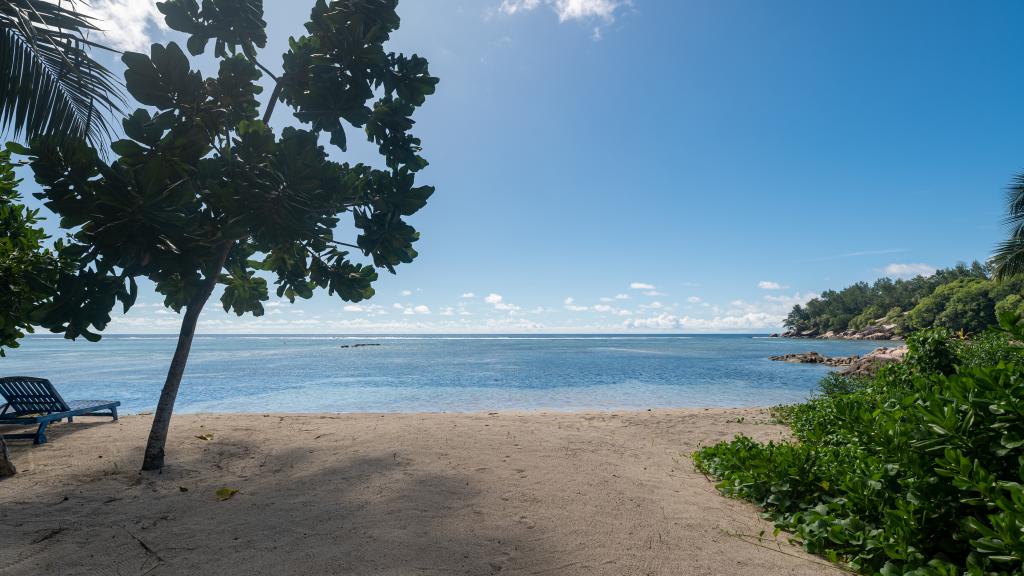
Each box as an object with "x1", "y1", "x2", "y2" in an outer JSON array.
[
  {"x1": 141, "y1": 243, "x2": 232, "y2": 471},
  {"x1": 0, "y1": 435, "x2": 16, "y2": 477}
]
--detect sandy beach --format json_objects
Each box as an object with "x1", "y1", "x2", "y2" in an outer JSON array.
[{"x1": 0, "y1": 409, "x2": 843, "y2": 575}]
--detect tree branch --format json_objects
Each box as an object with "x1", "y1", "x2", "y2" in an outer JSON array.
[{"x1": 262, "y1": 81, "x2": 283, "y2": 125}]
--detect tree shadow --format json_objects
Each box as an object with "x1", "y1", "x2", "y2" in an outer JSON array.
[{"x1": 0, "y1": 437, "x2": 543, "y2": 575}]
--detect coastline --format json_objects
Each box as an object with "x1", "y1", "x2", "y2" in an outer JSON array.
[{"x1": 1, "y1": 409, "x2": 842, "y2": 575}]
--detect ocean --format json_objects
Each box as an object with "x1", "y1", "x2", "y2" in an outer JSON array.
[{"x1": 1, "y1": 334, "x2": 891, "y2": 414}]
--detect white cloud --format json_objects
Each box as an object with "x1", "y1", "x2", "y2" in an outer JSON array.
[
  {"x1": 499, "y1": 0, "x2": 542, "y2": 14},
  {"x1": 758, "y1": 281, "x2": 783, "y2": 290},
  {"x1": 80, "y1": 0, "x2": 167, "y2": 52},
  {"x1": 593, "y1": 304, "x2": 612, "y2": 312},
  {"x1": 498, "y1": 0, "x2": 628, "y2": 23},
  {"x1": 601, "y1": 293, "x2": 634, "y2": 302},
  {"x1": 624, "y1": 312, "x2": 780, "y2": 332},
  {"x1": 630, "y1": 282, "x2": 655, "y2": 290},
  {"x1": 808, "y1": 248, "x2": 909, "y2": 262},
  {"x1": 400, "y1": 290, "x2": 413, "y2": 296},
  {"x1": 484, "y1": 293, "x2": 519, "y2": 311},
  {"x1": 563, "y1": 297, "x2": 588, "y2": 312},
  {"x1": 883, "y1": 263, "x2": 937, "y2": 280},
  {"x1": 393, "y1": 303, "x2": 431, "y2": 315},
  {"x1": 460, "y1": 292, "x2": 476, "y2": 299},
  {"x1": 763, "y1": 292, "x2": 819, "y2": 306},
  {"x1": 686, "y1": 296, "x2": 701, "y2": 303},
  {"x1": 644, "y1": 290, "x2": 666, "y2": 297},
  {"x1": 343, "y1": 304, "x2": 364, "y2": 312}
]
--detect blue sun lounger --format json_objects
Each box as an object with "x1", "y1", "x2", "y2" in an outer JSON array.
[{"x1": 0, "y1": 376, "x2": 120, "y2": 444}]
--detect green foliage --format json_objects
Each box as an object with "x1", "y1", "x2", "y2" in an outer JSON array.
[
  {"x1": 905, "y1": 327, "x2": 957, "y2": 375},
  {"x1": 695, "y1": 329, "x2": 1024, "y2": 574},
  {"x1": 787, "y1": 262, "x2": 1024, "y2": 337},
  {"x1": 0, "y1": 0, "x2": 124, "y2": 145},
  {"x1": 907, "y1": 279, "x2": 996, "y2": 334},
  {"x1": 0, "y1": 149, "x2": 55, "y2": 354},
  {"x1": 17, "y1": 0, "x2": 438, "y2": 343},
  {"x1": 953, "y1": 331, "x2": 1024, "y2": 369},
  {"x1": 995, "y1": 294, "x2": 1024, "y2": 320},
  {"x1": 992, "y1": 173, "x2": 1024, "y2": 280}
]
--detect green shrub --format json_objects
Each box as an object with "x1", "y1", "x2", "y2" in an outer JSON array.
[
  {"x1": 695, "y1": 329, "x2": 1024, "y2": 575},
  {"x1": 905, "y1": 327, "x2": 957, "y2": 376},
  {"x1": 953, "y1": 331, "x2": 1024, "y2": 369}
]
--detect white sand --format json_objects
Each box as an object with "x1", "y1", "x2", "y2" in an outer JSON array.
[{"x1": 0, "y1": 409, "x2": 844, "y2": 575}]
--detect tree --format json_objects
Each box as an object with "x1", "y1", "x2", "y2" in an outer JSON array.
[
  {"x1": 0, "y1": 148, "x2": 71, "y2": 355},
  {"x1": 993, "y1": 173, "x2": 1024, "y2": 279},
  {"x1": 936, "y1": 279, "x2": 994, "y2": 334},
  {"x1": 1, "y1": 0, "x2": 127, "y2": 361},
  {"x1": 21, "y1": 0, "x2": 438, "y2": 470},
  {"x1": 1, "y1": 0, "x2": 123, "y2": 145}
]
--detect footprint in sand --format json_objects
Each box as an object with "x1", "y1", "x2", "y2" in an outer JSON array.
[{"x1": 516, "y1": 514, "x2": 535, "y2": 529}]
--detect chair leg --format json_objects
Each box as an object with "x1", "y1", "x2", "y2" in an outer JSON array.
[
  {"x1": 67, "y1": 416, "x2": 73, "y2": 423},
  {"x1": 34, "y1": 422, "x2": 48, "y2": 445},
  {"x1": 111, "y1": 407, "x2": 118, "y2": 421}
]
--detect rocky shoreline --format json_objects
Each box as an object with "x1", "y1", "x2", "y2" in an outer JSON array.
[
  {"x1": 769, "y1": 323, "x2": 901, "y2": 341},
  {"x1": 769, "y1": 346, "x2": 907, "y2": 376}
]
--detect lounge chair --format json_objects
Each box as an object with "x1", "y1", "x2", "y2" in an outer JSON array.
[{"x1": 0, "y1": 376, "x2": 120, "y2": 444}]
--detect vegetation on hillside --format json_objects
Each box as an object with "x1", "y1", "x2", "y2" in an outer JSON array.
[
  {"x1": 695, "y1": 316, "x2": 1024, "y2": 575},
  {"x1": 784, "y1": 262, "x2": 1024, "y2": 336}
]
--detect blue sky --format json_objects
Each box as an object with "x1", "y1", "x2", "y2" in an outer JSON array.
[{"x1": 18, "y1": 0, "x2": 1024, "y2": 333}]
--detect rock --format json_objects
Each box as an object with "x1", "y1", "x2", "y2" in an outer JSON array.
[
  {"x1": 769, "y1": 352, "x2": 828, "y2": 364},
  {"x1": 769, "y1": 333, "x2": 780, "y2": 338},
  {"x1": 770, "y1": 345, "x2": 908, "y2": 376}
]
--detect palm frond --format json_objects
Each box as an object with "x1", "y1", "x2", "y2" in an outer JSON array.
[
  {"x1": 0, "y1": 0, "x2": 124, "y2": 146},
  {"x1": 993, "y1": 172, "x2": 1024, "y2": 280},
  {"x1": 1004, "y1": 172, "x2": 1024, "y2": 226}
]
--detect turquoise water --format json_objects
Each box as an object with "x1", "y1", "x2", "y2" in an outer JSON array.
[{"x1": 0, "y1": 335, "x2": 891, "y2": 414}]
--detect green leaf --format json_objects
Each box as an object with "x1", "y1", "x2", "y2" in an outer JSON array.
[{"x1": 215, "y1": 487, "x2": 239, "y2": 501}]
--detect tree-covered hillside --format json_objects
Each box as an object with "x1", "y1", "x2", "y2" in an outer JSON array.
[{"x1": 784, "y1": 262, "x2": 1024, "y2": 337}]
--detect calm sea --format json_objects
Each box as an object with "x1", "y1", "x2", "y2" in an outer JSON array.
[{"x1": 1, "y1": 335, "x2": 890, "y2": 414}]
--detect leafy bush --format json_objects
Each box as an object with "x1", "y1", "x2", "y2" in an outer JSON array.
[
  {"x1": 695, "y1": 328, "x2": 1024, "y2": 575},
  {"x1": 953, "y1": 331, "x2": 1024, "y2": 369},
  {"x1": 905, "y1": 327, "x2": 957, "y2": 376}
]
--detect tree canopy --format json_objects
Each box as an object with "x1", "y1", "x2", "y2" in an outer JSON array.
[
  {"x1": 784, "y1": 262, "x2": 1024, "y2": 336},
  {"x1": 18, "y1": 0, "x2": 438, "y2": 469}
]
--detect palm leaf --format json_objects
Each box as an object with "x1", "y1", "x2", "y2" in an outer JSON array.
[
  {"x1": 0, "y1": 0, "x2": 124, "y2": 146},
  {"x1": 992, "y1": 173, "x2": 1024, "y2": 280}
]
